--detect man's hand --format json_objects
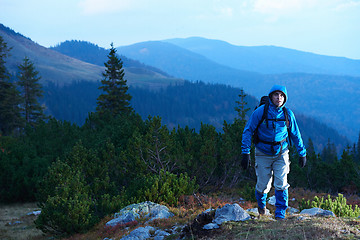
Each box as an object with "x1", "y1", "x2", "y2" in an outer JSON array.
[
  {"x1": 241, "y1": 154, "x2": 251, "y2": 170},
  {"x1": 299, "y1": 156, "x2": 306, "y2": 168}
]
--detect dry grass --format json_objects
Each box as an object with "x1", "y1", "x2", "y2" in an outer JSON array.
[
  {"x1": 1, "y1": 189, "x2": 360, "y2": 240},
  {"x1": 0, "y1": 202, "x2": 50, "y2": 240},
  {"x1": 194, "y1": 215, "x2": 360, "y2": 240}
]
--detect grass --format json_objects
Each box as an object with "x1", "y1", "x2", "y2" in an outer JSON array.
[
  {"x1": 1, "y1": 189, "x2": 360, "y2": 240},
  {"x1": 195, "y1": 216, "x2": 360, "y2": 240},
  {"x1": 0, "y1": 202, "x2": 50, "y2": 240}
]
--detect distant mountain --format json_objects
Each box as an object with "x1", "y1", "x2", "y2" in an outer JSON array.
[
  {"x1": 0, "y1": 24, "x2": 183, "y2": 88},
  {"x1": 43, "y1": 80, "x2": 349, "y2": 153},
  {"x1": 117, "y1": 41, "x2": 263, "y2": 87},
  {"x1": 165, "y1": 37, "x2": 360, "y2": 76},
  {"x1": 51, "y1": 40, "x2": 171, "y2": 78},
  {"x1": 0, "y1": 24, "x2": 102, "y2": 85},
  {"x1": 116, "y1": 40, "x2": 360, "y2": 142}
]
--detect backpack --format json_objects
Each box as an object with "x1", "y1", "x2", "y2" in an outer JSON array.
[{"x1": 253, "y1": 96, "x2": 291, "y2": 153}]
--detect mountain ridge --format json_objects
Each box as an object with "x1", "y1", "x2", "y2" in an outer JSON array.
[
  {"x1": 0, "y1": 24, "x2": 183, "y2": 88},
  {"x1": 164, "y1": 36, "x2": 360, "y2": 76}
]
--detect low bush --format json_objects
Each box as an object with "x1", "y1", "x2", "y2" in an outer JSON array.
[
  {"x1": 300, "y1": 193, "x2": 360, "y2": 217},
  {"x1": 132, "y1": 170, "x2": 198, "y2": 206}
]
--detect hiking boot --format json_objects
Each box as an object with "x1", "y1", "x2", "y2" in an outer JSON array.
[{"x1": 258, "y1": 207, "x2": 266, "y2": 215}]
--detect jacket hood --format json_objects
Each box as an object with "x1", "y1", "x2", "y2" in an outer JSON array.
[{"x1": 268, "y1": 85, "x2": 287, "y2": 107}]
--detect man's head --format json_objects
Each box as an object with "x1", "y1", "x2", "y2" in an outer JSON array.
[{"x1": 269, "y1": 85, "x2": 287, "y2": 108}]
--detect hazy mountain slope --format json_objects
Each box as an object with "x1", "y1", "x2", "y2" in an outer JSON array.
[
  {"x1": 117, "y1": 41, "x2": 263, "y2": 87},
  {"x1": 0, "y1": 24, "x2": 183, "y2": 89},
  {"x1": 50, "y1": 40, "x2": 171, "y2": 77},
  {"x1": 116, "y1": 40, "x2": 360, "y2": 141},
  {"x1": 43, "y1": 80, "x2": 349, "y2": 153},
  {"x1": 0, "y1": 24, "x2": 103, "y2": 85},
  {"x1": 165, "y1": 37, "x2": 360, "y2": 76}
]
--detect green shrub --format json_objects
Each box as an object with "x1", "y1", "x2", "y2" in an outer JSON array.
[
  {"x1": 35, "y1": 142, "x2": 127, "y2": 236},
  {"x1": 133, "y1": 170, "x2": 198, "y2": 206},
  {"x1": 300, "y1": 193, "x2": 360, "y2": 217},
  {"x1": 238, "y1": 182, "x2": 257, "y2": 202},
  {"x1": 35, "y1": 165, "x2": 95, "y2": 235}
]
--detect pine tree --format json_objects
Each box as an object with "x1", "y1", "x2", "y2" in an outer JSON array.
[
  {"x1": 96, "y1": 43, "x2": 132, "y2": 116},
  {"x1": 0, "y1": 36, "x2": 23, "y2": 135},
  {"x1": 17, "y1": 57, "x2": 45, "y2": 126},
  {"x1": 234, "y1": 89, "x2": 250, "y2": 125}
]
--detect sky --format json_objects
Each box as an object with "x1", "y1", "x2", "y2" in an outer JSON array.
[{"x1": 1, "y1": 0, "x2": 360, "y2": 59}]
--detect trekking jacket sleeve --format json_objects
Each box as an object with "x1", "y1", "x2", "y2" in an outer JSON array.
[
  {"x1": 287, "y1": 109, "x2": 307, "y2": 157},
  {"x1": 241, "y1": 106, "x2": 264, "y2": 154}
]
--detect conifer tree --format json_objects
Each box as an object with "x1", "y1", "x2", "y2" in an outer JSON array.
[
  {"x1": 234, "y1": 89, "x2": 250, "y2": 125},
  {"x1": 96, "y1": 43, "x2": 132, "y2": 116},
  {"x1": 0, "y1": 36, "x2": 23, "y2": 135},
  {"x1": 17, "y1": 57, "x2": 45, "y2": 126}
]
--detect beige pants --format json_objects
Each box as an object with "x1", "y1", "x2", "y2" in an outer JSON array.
[{"x1": 255, "y1": 148, "x2": 290, "y2": 194}]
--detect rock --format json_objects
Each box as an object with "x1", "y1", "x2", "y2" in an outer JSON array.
[
  {"x1": 26, "y1": 210, "x2": 41, "y2": 216},
  {"x1": 7, "y1": 220, "x2": 22, "y2": 226},
  {"x1": 268, "y1": 196, "x2": 276, "y2": 205},
  {"x1": 203, "y1": 223, "x2": 219, "y2": 230},
  {"x1": 213, "y1": 203, "x2": 251, "y2": 225},
  {"x1": 287, "y1": 207, "x2": 299, "y2": 215},
  {"x1": 106, "y1": 211, "x2": 139, "y2": 227},
  {"x1": 120, "y1": 226, "x2": 155, "y2": 240},
  {"x1": 106, "y1": 201, "x2": 174, "y2": 227},
  {"x1": 300, "y1": 208, "x2": 335, "y2": 217},
  {"x1": 203, "y1": 208, "x2": 215, "y2": 214},
  {"x1": 247, "y1": 208, "x2": 271, "y2": 216},
  {"x1": 297, "y1": 216, "x2": 310, "y2": 221},
  {"x1": 153, "y1": 229, "x2": 170, "y2": 240}
]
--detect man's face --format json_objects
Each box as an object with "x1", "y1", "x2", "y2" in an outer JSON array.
[{"x1": 271, "y1": 91, "x2": 285, "y2": 107}]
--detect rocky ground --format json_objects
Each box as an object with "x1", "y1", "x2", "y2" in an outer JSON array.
[{"x1": 1, "y1": 191, "x2": 360, "y2": 240}]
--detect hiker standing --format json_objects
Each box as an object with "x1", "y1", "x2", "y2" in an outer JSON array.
[{"x1": 241, "y1": 85, "x2": 306, "y2": 220}]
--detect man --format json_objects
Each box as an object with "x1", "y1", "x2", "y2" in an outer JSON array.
[{"x1": 241, "y1": 85, "x2": 306, "y2": 220}]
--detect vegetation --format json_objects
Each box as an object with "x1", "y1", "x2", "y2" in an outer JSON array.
[
  {"x1": 96, "y1": 43, "x2": 132, "y2": 116},
  {"x1": 300, "y1": 193, "x2": 360, "y2": 218},
  {"x1": 1, "y1": 37, "x2": 360, "y2": 238},
  {"x1": 0, "y1": 36, "x2": 23, "y2": 135},
  {"x1": 17, "y1": 57, "x2": 46, "y2": 126}
]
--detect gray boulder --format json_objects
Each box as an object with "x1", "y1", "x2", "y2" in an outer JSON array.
[
  {"x1": 106, "y1": 201, "x2": 174, "y2": 227},
  {"x1": 153, "y1": 229, "x2": 171, "y2": 240},
  {"x1": 268, "y1": 196, "x2": 276, "y2": 206},
  {"x1": 300, "y1": 207, "x2": 336, "y2": 217},
  {"x1": 247, "y1": 208, "x2": 271, "y2": 216},
  {"x1": 203, "y1": 223, "x2": 220, "y2": 230},
  {"x1": 120, "y1": 226, "x2": 155, "y2": 240},
  {"x1": 287, "y1": 206, "x2": 299, "y2": 215},
  {"x1": 213, "y1": 203, "x2": 251, "y2": 225}
]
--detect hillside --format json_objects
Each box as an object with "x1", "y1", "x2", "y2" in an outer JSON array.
[
  {"x1": 0, "y1": 24, "x2": 183, "y2": 88},
  {"x1": 0, "y1": 24, "x2": 102, "y2": 85},
  {"x1": 117, "y1": 40, "x2": 360, "y2": 142},
  {"x1": 43, "y1": 80, "x2": 349, "y2": 153},
  {"x1": 117, "y1": 41, "x2": 263, "y2": 87},
  {"x1": 165, "y1": 36, "x2": 360, "y2": 76}
]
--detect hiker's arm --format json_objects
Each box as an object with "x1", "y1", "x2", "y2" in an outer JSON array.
[
  {"x1": 288, "y1": 109, "x2": 306, "y2": 157},
  {"x1": 241, "y1": 108, "x2": 262, "y2": 154}
]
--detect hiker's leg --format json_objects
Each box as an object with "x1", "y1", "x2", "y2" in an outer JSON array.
[
  {"x1": 254, "y1": 148, "x2": 273, "y2": 212},
  {"x1": 273, "y1": 150, "x2": 290, "y2": 219},
  {"x1": 275, "y1": 189, "x2": 288, "y2": 219},
  {"x1": 255, "y1": 148, "x2": 273, "y2": 194}
]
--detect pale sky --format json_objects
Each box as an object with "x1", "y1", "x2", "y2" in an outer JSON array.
[{"x1": 1, "y1": 0, "x2": 360, "y2": 59}]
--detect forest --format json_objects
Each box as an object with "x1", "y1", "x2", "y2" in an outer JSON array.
[{"x1": 1, "y1": 36, "x2": 360, "y2": 236}]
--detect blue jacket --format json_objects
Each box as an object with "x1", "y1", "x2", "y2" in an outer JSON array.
[{"x1": 241, "y1": 85, "x2": 306, "y2": 156}]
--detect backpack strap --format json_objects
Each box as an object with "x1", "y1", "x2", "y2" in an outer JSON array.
[
  {"x1": 282, "y1": 107, "x2": 292, "y2": 146},
  {"x1": 253, "y1": 105, "x2": 292, "y2": 153}
]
